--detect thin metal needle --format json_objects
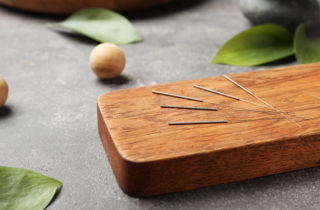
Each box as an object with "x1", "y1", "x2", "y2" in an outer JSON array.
[
  {"x1": 223, "y1": 75, "x2": 256, "y2": 96},
  {"x1": 152, "y1": 91, "x2": 203, "y2": 102},
  {"x1": 152, "y1": 90, "x2": 288, "y2": 115},
  {"x1": 169, "y1": 120, "x2": 228, "y2": 125},
  {"x1": 194, "y1": 84, "x2": 240, "y2": 100},
  {"x1": 194, "y1": 84, "x2": 269, "y2": 109},
  {"x1": 194, "y1": 84, "x2": 302, "y2": 118},
  {"x1": 223, "y1": 74, "x2": 302, "y2": 128},
  {"x1": 161, "y1": 105, "x2": 218, "y2": 111},
  {"x1": 204, "y1": 100, "x2": 278, "y2": 114}
]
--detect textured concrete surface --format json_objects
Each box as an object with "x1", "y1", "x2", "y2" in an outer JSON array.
[{"x1": 0, "y1": 0, "x2": 319, "y2": 209}]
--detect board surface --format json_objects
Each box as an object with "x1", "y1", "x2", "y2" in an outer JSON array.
[
  {"x1": 0, "y1": 0, "x2": 175, "y2": 14},
  {"x1": 97, "y1": 63, "x2": 320, "y2": 197}
]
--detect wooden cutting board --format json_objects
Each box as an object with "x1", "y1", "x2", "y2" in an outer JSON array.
[
  {"x1": 0, "y1": 0, "x2": 175, "y2": 14},
  {"x1": 97, "y1": 63, "x2": 320, "y2": 197}
]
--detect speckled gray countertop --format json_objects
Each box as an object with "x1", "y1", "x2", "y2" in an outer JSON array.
[{"x1": 1, "y1": 0, "x2": 319, "y2": 209}]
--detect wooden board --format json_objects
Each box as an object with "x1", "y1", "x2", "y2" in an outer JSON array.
[
  {"x1": 0, "y1": 0, "x2": 175, "y2": 14},
  {"x1": 97, "y1": 63, "x2": 320, "y2": 197}
]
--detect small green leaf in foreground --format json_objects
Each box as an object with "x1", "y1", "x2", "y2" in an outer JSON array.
[
  {"x1": 294, "y1": 24, "x2": 320, "y2": 64},
  {"x1": 211, "y1": 24, "x2": 294, "y2": 66},
  {"x1": 0, "y1": 166, "x2": 62, "y2": 210},
  {"x1": 49, "y1": 8, "x2": 143, "y2": 45}
]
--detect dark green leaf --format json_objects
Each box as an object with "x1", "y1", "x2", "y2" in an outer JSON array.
[
  {"x1": 294, "y1": 24, "x2": 320, "y2": 64},
  {"x1": 0, "y1": 166, "x2": 62, "y2": 210},
  {"x1": 49, "y1": 8, "x2": 143, "y2": 45},
  {"x1": 211, "y1": 24, "x2": 294, "y2": 66}
]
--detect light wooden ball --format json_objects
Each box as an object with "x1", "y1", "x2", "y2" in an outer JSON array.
[
  {"x1": 89, "y1": 43, "x2": 126, "y2": 79},
  {"x1": 0, "y1": 75, "x2": 8, "y2": 107}
]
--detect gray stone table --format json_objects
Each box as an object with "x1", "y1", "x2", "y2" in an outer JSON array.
[{"x1": 0, "y1": 0, "x2": 319, "y2": 209}]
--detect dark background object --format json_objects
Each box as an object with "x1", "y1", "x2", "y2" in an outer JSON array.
[
  {"x1": 239, "y1": 0, "x2": 320, "y2": 32},
  {"x1": 0, "y1": 0, "x2": 176, "y2": 14}
]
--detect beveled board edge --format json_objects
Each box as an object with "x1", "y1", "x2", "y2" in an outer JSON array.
[{"x1": 98, "y1": 104, "x2": 320, "y2": 197}]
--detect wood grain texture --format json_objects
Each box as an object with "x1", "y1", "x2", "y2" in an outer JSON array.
[
  {"x1": 97, "y1": 63, "x2": 320, "y2": 197},
  {"x1": 0, "y1": 0, "x2": 175, "y2": 14}
]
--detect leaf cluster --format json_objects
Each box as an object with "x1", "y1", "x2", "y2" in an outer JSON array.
[{"x1": 212, "y1": 24, "x2": 320, "y2": 66}]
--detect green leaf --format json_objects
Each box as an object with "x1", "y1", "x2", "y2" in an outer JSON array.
[
  {"x1": 49, "y1": 8, "x2": 143, "y2": 45},
  {"x1": 211, "y1": 24, "x2": 294, "y2": 66},
  {"x1": 294, "y1": 24, "x2": 320, "y2": 64},
  {"x1": 0, "y1": 166, "x2": 62, "y2": 210}
]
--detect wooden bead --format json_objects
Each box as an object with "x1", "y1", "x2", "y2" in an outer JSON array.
[
  {"x1": 0, "y1": 75, "x2": 8, "y2": 107},
  {"x1": 89, "y1": 43, "x2": 126, "y2": 79}
]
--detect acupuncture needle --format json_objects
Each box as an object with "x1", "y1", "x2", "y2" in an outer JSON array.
[
  {"x1": 194, "y1": 84, "x2": 269, "y2": 109},
  {"x1": 168, "y1": 120, "x2": 228, "y2": 125},
  {"x1": 154, "y1": 91, "x2": 295, "y2": 125},
  {"x1": 168, "y1": 116, "x2": 289, "y2": 125},
  {"x1": 160, "y1": 105, "x2": 218, "y2": 111},
  {"x1": 193, "y1": 84, "x2": 303, "y2": 119},
  {"x1": 153, "y1": 90, "x2": 286, "y2": 115},
  {"x1": 152, "y1": 91, "x2": 203, "y2": 102},
  {"x1": 223, "y1": 75, "x2": 302, "y2": 128}
]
